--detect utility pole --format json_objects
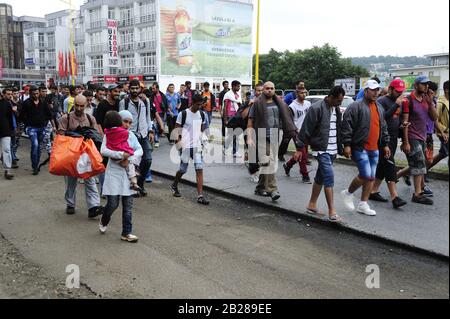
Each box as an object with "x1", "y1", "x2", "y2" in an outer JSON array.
[{"x1": 254, "y1": 0, "x2": 261, "y2": 86}]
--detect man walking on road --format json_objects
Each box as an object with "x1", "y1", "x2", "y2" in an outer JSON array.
[
  {"x1": 223, "y1": 81, "x2": 243, "y2": 157},
  {"x1": 296, "y1": 86, "x2": 346, "y2": 222},
  {"x1": 171, "y1": 94, "x2": 210, "y2": 205},
  {"x1": 428, "y1": 80, "x2": 449, "y2": 171},
  {"x1": 341, "y1": 80, "x2": 391, "y2": 216},
  {"x1": 247, "y1": 82, "x2": 298, "y2": 202},
  {"x1": 20, "y1": 86, "x2": 54, "y2": 175},
  {"x1": 219, "y1": 81, "x2": 230, "y2": 149},
  {"x1": 0, "y1": 88, "x2": 15, "y2": 180},
  {"x1": 369, "y1": 79, "x2": 408, "y2": 209},
  {"x1": 283, "y1": 86, "x2": 312, "y2": 184},
  {"x1": 397, "y1": 76, "x2": 440, "y2": 206},
  {"x1": 119, "y1": 80, "x2": 155, "y2": 198},
  {"x1": 58, "y1": 95, "x2": 104, "y2": 218}
]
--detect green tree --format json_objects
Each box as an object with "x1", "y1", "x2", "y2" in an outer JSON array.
[{"x1": 253, "y1": 44, "x2": 370, "y2": 90}]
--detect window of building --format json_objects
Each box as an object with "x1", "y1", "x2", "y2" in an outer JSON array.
[
  {"x1": 89, "y1": 8, "x2": 101, "y2": 27},
  {"x1": 78, "y1": 63, "x2": 85, "y2": 77},
  {"x1": 0, "y1": 7, "x2": 5, "y2": 16},
  {"x1": 38, "y1": 33, "x2": 45, "y2": 47},
  {"x1": 108, "y1": 8, "x2": 116, "y2": 20},
  {"x1": 48, "y1": 19, "x2": 56, "y2": 27},
  {"x1": 120, "y1": 54, "x2": 135, "y2": 74},
  {"x1": 109, "y1": 68, "x2": 118, "y2": 75},
  {"x1": 39, "y1": 50, "x2": 45, "y2": 65},
  {"x1": 48, "y1": 50, "x2": 55, "y2": 64},
  {"x1": 119, "y1": 29, "x2": 134, "y2": 50},
  {"x1": 138, "y1": 1, "x2": 156, "y2": 23},
  {"x1": 140, "y1": 52, "x2": 156, "y2": 73},
  {"x1": 91, "y1": 55, "x2": 103, "y2": 76},
  {"x1": 47, "y1": 33, "x2": 55, "y2": 47},
  {"x1": 119, "y1": 6, "x2": 134, "y2": 26},
  {"x1": 90, "y1": 32, "x2": 103, "y2": 52},
  {"x1": 26, "y1": 34, "x2": 34, "y2": 48},
  {"x1": 139, "y1": 26, "x2": 156, "y2": 46}
]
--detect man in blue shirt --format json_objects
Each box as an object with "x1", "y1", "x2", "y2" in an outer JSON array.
[{"x1": 166, "y1": 83, "x2": 181, "y2": 144}]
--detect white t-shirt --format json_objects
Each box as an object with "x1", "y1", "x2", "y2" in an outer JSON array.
[
  {"x1": 313, "y1": 108, "x2": 338, "y2": 156},
  {"x1": 289, "y1": 99, "x2": 312, "y2": 130},
  {"x1": 176, "y1": 109, "x2": 206, "y2": 149}
]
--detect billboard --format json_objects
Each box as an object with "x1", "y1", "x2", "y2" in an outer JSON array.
[
  {"x1": 160, "y1": 0, "x2": 253, "y2": 79},
  {"x1": 107, "y1": 20, "x2": 119, "y2": 67},
  {"x1": 335, "y1": 78, "x2": 356, "y2": 96}
]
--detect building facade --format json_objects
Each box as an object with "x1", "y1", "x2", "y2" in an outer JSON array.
[
  {"x1": 0, "y1": 3, "x2": 24, "y2": 69},
  {"x1": 390, "y1": 53, "x2": 449, "y2": 96}
]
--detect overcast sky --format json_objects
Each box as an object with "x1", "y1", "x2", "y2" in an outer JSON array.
[{"x1": 4, "y1": 0, "x2": 449, "y2": 57}]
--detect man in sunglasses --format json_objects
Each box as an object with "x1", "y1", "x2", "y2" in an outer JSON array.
[
  {"x1": 58, "y1": 94, "x2": 104, "y2": 219},
  {"x1": 369, "y1": 79, "x2": 408, "y2": 209}
]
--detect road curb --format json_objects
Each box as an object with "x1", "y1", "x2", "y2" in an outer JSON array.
[{"x1": 152, "y1": 169, "x2": 449, "y2": 262}]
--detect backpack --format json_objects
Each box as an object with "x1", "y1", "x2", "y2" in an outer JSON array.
[{"x1": 180, "y1": 109, "x2": 206, "y2": 128}]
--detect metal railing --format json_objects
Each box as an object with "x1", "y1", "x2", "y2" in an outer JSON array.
[
  {"x1": 136, "y1": 40, "x2": 156, "y2": 51},
  {"x1": 136, "y1": 14, "x2": 156, "y2": 25},
  {"x1": 87, "y1": 19, "x2": 107, "y2": 30},
  {"x1": 136, "y1": 66, "x2": 157, "y2": 74},
  {"x1": 119, "y1": 18, "x2": 134, "y2": 27},
  {"x1": 87, "y1": 44, "x2": 107, "y2": 54},
  {"x1": 118, "y1": 43, "x2": 135, "y2": 52}
]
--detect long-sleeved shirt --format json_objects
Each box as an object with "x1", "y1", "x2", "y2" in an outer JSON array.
[{"x1": 20, "y1": 98, "x2": 52, "y2": 128}]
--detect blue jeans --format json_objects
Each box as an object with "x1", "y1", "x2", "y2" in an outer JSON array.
[
  {"x1": 137, "y1": 137, "x2": 153, "y2": 188},
  {"x1": 26, "y1": 127, "x2": 45, "y2": 170},
  {"x1": 315, "y1": 153, "x2": 336, "y2": 188},
  {"x1": 101, "y1": 196, "x2": 133, "y2": 237},
  {"x1": 352, "y1": 149, "x2": 380, "y2": 181}
]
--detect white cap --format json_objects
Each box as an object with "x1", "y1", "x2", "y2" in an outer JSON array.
[{"x1": 365, "y1": 80, "x2": 380, "y2": 90}]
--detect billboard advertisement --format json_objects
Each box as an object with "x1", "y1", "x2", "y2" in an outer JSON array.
[
  {"x1": 335, "y1": 78, "x2": 356, "y2": 96},
  {"x1": 160, "y1": 0, "x2": 253, "y2": 79},
  {"x1": 107, "y1": 20, "x2": 119, "y2": 68}
]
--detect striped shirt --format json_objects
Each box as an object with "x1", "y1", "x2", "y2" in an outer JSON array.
[{"x1": 313, "y1": 108, "x2": 338, "y2": 156}]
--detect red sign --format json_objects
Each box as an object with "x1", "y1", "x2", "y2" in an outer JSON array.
[
  {"x1": 129, "y1": 75, "x2": 144, "y2": 82},
  {"x1": 105, "y1": 76, "x2": 118, "y2": 83}
]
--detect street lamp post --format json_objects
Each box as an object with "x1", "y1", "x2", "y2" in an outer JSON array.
[{"x1": 255, "y1": 0, "x2": 261, "y2": 86}]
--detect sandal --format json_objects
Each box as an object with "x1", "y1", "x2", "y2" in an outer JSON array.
[
  {"x1": 306, "y1": 208, "x2": 326, "y2": 216},
  {"x1": 328, "y1": 214, "x2": 343, "y2": 223},
  {"x1": 197, "y1": 196, "x2": 210, "y2": 206}
]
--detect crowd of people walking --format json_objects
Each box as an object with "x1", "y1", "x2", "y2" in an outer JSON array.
[{"x1": 0, "y1": 75, "x2": 448, "y2": 241}]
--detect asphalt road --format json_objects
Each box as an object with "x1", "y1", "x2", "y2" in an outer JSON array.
[{"x1": 0, "y1": 147, "x2": 448, "y2": 298}]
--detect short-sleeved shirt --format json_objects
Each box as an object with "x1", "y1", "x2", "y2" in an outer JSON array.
[
  {"x1": 176, "y1": 109, "x2": 207, "y2": 149},
  {"x1": 365, "y1": 102, "x2": 380, "y2": 151},
  {"x1": 154, "y1": 93, "x2": 163, "y2": 114},
  {"x1": 289, "y1": 99, "x2": 311, "y2": 131},
  {"x1": 403, "y1": 93, "x2": 430, "y2": 142},
  {"x1": 166, "y1": 92, "x2": 181, "y2": 117},
  {"x1": 95, "y1": 99, "x2": 120, "y2": 130},
  {"x1": 249, "y1": 102, "x2": 281, "y2": 138},
  {"x1": 202, "y1": 91, "x2": 213, "y2": 112}
]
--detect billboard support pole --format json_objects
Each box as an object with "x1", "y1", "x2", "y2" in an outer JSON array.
[{"x1": 255, "y1": 0, "x2": 261, "y2": 86}]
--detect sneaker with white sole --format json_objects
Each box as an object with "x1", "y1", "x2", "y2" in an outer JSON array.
[
  {"x1": 356, "y1": 202, "x2": 377, "y2": 216},
  {"x1": 99, "y1": 223, "x2": 107, "y2": 234},
  {"x1": 341, "y1": 190, "x2": 356, "y2": 211},
  {"x1": 121, "y1": 234, "x2": 139, "y2": 243}
]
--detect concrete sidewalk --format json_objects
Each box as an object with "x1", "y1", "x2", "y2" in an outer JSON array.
[{"x1": 150, "y1": 141, "x2": 449, "y2": 258}]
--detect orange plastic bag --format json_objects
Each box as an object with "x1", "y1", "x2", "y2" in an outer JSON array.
[{"x1": 49, "y1": 134, "x2": 105, "y2": 179}]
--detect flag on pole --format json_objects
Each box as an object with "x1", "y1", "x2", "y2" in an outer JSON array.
[
  {"x1": 58, "y1": 51, "x2": 64, "y2": 78},
  {"x1": 64, "y1": 51, "x2": 69, "y2": 78}
]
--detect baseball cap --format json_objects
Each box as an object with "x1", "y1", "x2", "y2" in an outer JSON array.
[
  {"x1": 415, "y1": 75, "x2": 431, "y2": 84},
  {"x1": 365, "y1": 80, "x2": 381, "y2": 90},
  {"x1": 390, "y1": 79, "x2": 406, "y2": 93},
  {"x1": 107, "y1": 83, "x2": 119, "y2": 91}
]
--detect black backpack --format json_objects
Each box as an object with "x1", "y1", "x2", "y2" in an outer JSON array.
[{"x1": 180, "y1": 109, "x2": 206, "y2": 128}]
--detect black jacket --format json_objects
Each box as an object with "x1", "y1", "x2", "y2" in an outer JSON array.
[
  {"x1": 297, "y1": 99, "x2": 343, "y2": 155},
  {"x1": 341, "y1": 99, "x2": 390, "y2": 151},
  {"x1": 20, "y1": 98, "x2": 52, "y2": 128},
  {"x1": 0, "y1": 99, "x2": 14, "y2": 138}
]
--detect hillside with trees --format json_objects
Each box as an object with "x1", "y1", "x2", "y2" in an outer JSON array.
[{"x1": 350, "y1": 56, "x2": 431, "y2": 73}]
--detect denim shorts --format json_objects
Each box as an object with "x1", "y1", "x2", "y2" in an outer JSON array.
[
  {"x1": 406, "y1": 139, "x2": 427, "y2": 176},
  {"x1": 352, "y1": 149, "x2": 380, "y2": 181},
  {"x1": 315, "y1": 153, "x2": 336, "y2": 188},
  {"x1": 179, "y1": 148, "x2": 203, "y2": 174}
]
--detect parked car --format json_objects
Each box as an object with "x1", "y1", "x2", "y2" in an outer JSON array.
[{"x1": 305, "y1": 95, "x2": 354, "y2": 113}]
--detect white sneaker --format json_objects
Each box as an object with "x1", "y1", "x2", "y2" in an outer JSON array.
[
  {"x1": 121, "y1": 234, "x2": 139, "y2": 243},
  {"x1": 357, "y1": 202, "x2": 377, "y2": 216},
  {"x1": 99, "y1": 223, "x2": 107, "y2": 234},
  {"x1": 341, "y1": 190, "x2": 356, "y2": 211}
]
